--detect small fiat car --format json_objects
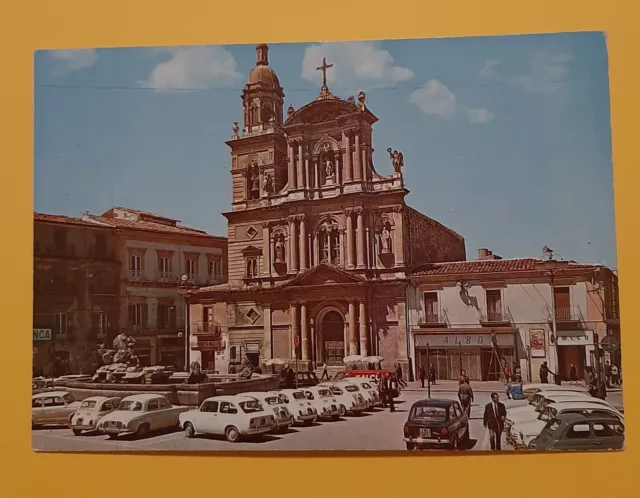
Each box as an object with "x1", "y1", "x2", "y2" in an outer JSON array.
[
  {"x1": 403, "y1": 399, "x2": 469, "y2": 451},
  {"x1": 302, "y1": 386, "x2": 341, "y2": 421},
  {"x1": 32, "y1": 391, "x2": 82, "y2": 428},
  {"x1": 276, "y1": 389, "x2": 318, "y2": 425},
  {"x1": 70, "y1": 396, "x2": 121, "y2": 435},
  {"x1": 243, "y1": 391, "x2": 293, "y2": 433}
]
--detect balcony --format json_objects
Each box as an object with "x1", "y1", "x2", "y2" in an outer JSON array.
[
  {"x1": 193, "y1": 321, "x2": 222, "y2": 336},
  {"x1": 156, "y1": 271, "x2": 178, "y2": 283},
  {"x1": 416, "y1": 309, "x2": 449, "y2": 328},
  {"x1": 128, "y1": 269, "x2": 151, "y2": 282},
  {"x1": 479, "y1": 308, "x2": 513, "y2": 326},
  {"x1": 551, "y1": 306, "x2": 585, "y2": 323}
]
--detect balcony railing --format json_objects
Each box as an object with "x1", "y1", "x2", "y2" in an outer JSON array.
[
  {"x1": 552, "y1": 306, "x2": 584, "y2": 322},
  {"x1": 193, "y1": 321, "x2": 222, "y2": 335},
  {"x1": 416, "y1": 309, "x2": 449, "y2": 327},
  {"x1": 479, "y1": 308, "x2": 513, "y2": 324},
  {"x1": 156, "y1": 271, "x2": 178, "y2": 283},
  {"x1": 128, "y1": 269, "x2": 150, "y2": 282}
]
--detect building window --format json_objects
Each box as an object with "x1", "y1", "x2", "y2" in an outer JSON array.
[
  {"x1": 185, "y1": 257, "x2": 197, "y2": 279},
  {"x1": 319, "y1": 226, "x2": 340, "y2": 265},
  {"x1": 554, "y1": 287, "x2": 571, "y2": 320},
  {"x1": 245, "y1": 257, "x2": 258, "y2": 278},
  {"x1": 128, "y1": 303, "x2": 146, "y2": 328},
  {"x1": 130, "y1": 254, "x2": 142, "y2": 278},
  {"x1": 157, "y1": 304, "x2": 176, "y2": 331},
  {"x1": 208, "y1": 258, "x2": 221, "y2": 281},
  {"x1": 57, "y1": 312, "x2": 68, "y2": 338},
  {"x1": 486, "y1": 289, "x2": 503, "y2": 321},
  {"x1": 159, "y1": 256, "x2": 171, "y2": 279},
  {"x1": 247, "y1": 162, "x2": 260, "y2": 200},
  {"x1": 423, "y1": 292, "x2": 439, "y2": 323},
  {"x1": 53, "y1": 228, "x2": 67, "y2": 255},
  {"x1": 91, "y1": 312, "x2": 108, "y2": 336}
]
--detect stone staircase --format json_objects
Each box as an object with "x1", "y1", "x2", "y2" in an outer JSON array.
[{"x1": 313, "y1": 365, "x2": 344, "y2": 380}]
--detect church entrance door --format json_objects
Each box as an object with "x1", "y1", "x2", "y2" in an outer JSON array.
[{"x1": 322, "y1": 311, "x2": 345, "y2": 366}]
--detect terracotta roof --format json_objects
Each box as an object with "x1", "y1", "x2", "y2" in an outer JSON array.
[
  {"x1": 34, "y1": 212, "x2": 106, "y2": 228},
  {"x1": 410, "y1": 258, "x2": 602, "y2": 276},
  {"x1": 83, "y1": 214, "x2": 226, "y2": 240}
]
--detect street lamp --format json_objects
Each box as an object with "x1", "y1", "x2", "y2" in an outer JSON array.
[
  {"x1": 536, "y1": 250, "x2": 563, "y2": 384},
  {"x1": 178, "y1": 274, "x2": 196, "y2": 371}
]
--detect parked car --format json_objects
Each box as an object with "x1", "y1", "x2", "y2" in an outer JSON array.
[
  {"x1": 179, "y1": 395, "x2": 275, "y2": 442},
  {"x1": 97, "y1": 394, "x2": 188, "y2": 439},
  {"x1": 403, "y1": 399, "x2": 469, "y2": 451},
  {"x1": 318, "y1": 383, "x2": 368, "y2": 416},
  {"x1": 522, "y1": 383, "x2": 588, "y2": 401},
  {"x1": 243, "y1": 391, "x2": 293, "y2": 433},
  {"x1": 512, "y1": 401, "x2": 624, "y2": 449},
  {"x1": 349, "y1": 379, "x2": 382, "y2": 409},
  {"x1": 279, "y1": 371, "x2": 319, "y2": 388},
  {"x1": 302, "y1": 386, "x2": 341, "y2": 421},
  {"x1": 32, "y1": 391, "x2": 81, "y2": 428},
  {"x1": 275, "y1": 389, "x2": 318, "y2": 425},
  {"x1": 505, "y1": 392, "x2": 595, "y2": 433},
  {"x1": 531, "y1": 412, "x2": 624, "y2": 451},
  {"x1": 70, "y1": 396, "x2": 121, "y2": 435}
]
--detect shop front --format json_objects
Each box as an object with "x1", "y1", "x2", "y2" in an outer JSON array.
[
  {"x1": 158, "y1": 335, "x2": 185, "y2": 370},
  {"x1": 414, "y1": 330, "x2": 517, "y2": 381},
  {"x1": 193, "y1": 336, "x2": 224, "y2": 371},
  {"x1": 556, "y1": 330, "x2": 594, "y2": 381},
  {"x1": 132, "y1": 337, "x2": 155, "y2": 367}
]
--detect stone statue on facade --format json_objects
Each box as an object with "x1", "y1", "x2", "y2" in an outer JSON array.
[
  {"x1": 264, "y1": 173, "x2": 274, "y2": 195},
  {"x1": 325, "y1": 157, "x2": 335, "y2": 182},
  {"x1": 387, "y1": 148, "x2": 404, "y2": 174},
  {"x1": 232, "y1": 121, "x2": 239, "y2": 138},
  {"x1": 275, "y1": 235, "x2": 285, "y2": 263},
  {"x1": 381, "y1": 226, "x2": 391, "y2": 254}
]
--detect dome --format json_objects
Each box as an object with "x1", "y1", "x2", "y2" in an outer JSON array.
[{"x1": 246, "y1": 64, "x2": 281, "y2": 89}]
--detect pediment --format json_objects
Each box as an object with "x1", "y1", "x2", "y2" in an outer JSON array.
[
  {"x1": 281, "y1": 264, "x2": 366, "y2": 287},
  {"x1": 241, "y1": 245, "x2": 262, "y2": 256}
]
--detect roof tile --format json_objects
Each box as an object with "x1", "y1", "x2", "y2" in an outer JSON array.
[{"x1": 410, "y1": 258, "x2": 601, "y2": 276}]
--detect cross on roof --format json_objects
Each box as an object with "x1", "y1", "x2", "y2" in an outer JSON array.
[{"x1": 316, "y1": 57, "x2": 334, "y2": 89}]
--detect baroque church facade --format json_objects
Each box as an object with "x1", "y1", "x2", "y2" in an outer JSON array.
[{"x1": 188, "y1": 44, "x2": 466, "y2": 377}]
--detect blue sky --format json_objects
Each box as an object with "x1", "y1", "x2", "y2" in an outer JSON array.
[{"x1": 34, "y1": 32, "x2": 616, "y2": 268}]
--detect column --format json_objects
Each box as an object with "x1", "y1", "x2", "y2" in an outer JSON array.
[
  {"x1": 348, "y1": 301, "x2": 358, "y2": 355},
  {"x1": 343, "y1": 131, "x2": 352, "y2": 181},
  {"x1": 345, "y1": 210, "x2": 355, "y2": 268},
  {"x1": 339, "y1": 230, "x2": 345, "y2": 266},
  {"x1": 361, "y1": 146, "x2": 367, "y2": 182},
  {"x1": 356, "y1": 209, "x2": 365, "y2": 269},
  {"x1": 313, "y1": 157, "x2": 320, "y2": 192},
  {"x1": 313, "y1": 232, "x2": 319, "y2": 267},
  {"x1": 290, "y1": 302, "x2": 298, "y2": 359},
  {"x1": 327, "y1": 231, "x2": 332, "y2": 264},
  {"x1": 354, "y1": 132, "x2": 362, "y2": 181},
  {"x1": 310, "y1": 318, "x2": 316, "y2": 367},
  {"x1": 304, "y1": 153, "x2": 310, "y2": 193},
  {"x1": 308, "y1": 232, "x2": 313, "y2": 268},
  {"x1": 290, "y1": 218, "x2": 299, "y2": 272},
  {"x1": 270, "y1": 237, "x2": 275, "y2": 271},
  {"x1": 359, "y1": 301, "x2": 368, "y2": 357},
  {"x1": 297, "y1": 142, "x2": 304, "y2": 189},
  {"x1": 301, "y1": 303, "x2": 309, "y2": 361},
  {"x1": 262, "y1": 223, "x2": 271, "y2": 276},
  {"x1": 287, "y1": 144, "x2": 295, "y2": 189},
  {"x1": 365, "y1": 226, "x2": 371, "y2": 269},
  {"x1": 394, "y1": 208, "x2": 405, "y2": 266},
  {"x1": 263, "y1": 306, "x2": 272, "y2": 360},
  {"x1": 299, "y1": 216, "x2": 308, "y2": 271}
]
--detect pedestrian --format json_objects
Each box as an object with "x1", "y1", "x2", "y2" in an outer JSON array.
[
  {"x1": 320, "y1": 361, "x2": 329, "y2": 381},
  {"x1": 505, "y1": 378, "x2": 525, "y2": 400},
  {"x1": 483, "y1": 392, "x2": 507, "y2": 451},
  {"x1": 604, "y1": 361, "x2": 612, "y2": 387},
  {"x1": 429, "y1": 364, "x2": 436, "y2": 385},
  {"x1": 387, "y1": 376, "x2": 396, "y2": 412},
  {"x1": 503, "y1": 363, "x2": 511, "y2": 385},
  {"x1": 588, "y1": 370, "x2": 598, "y2": 397},
  {"x1": 611, "y1": 364, "x2": 619, "y2": 386},
  {"x1": 379, "y1": 374, "x2": 388, "y2": 408},
  {"x1": 419, "y1": 364, "x2": 426, "y2": 388},
  {"x1": 514, "y1": 363, "x2": 522, "y2": 382},
  {"x1": 569, "y1": 363, "x2": 578, "y2": 386},
  {"x1": 458, "y1": 376, "x2": 474, "y2": 418},
  {"x1": 539, "y1": 361, "x2": 550, "y2": 384},
  {"x1": 461, "y1": 369, "x2": 470, "y2": 386},
  {"x1": 396, "y1": 364, "x2": 407, "y2": 388}
]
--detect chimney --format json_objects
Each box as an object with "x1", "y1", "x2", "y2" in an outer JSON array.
[{"x1": 478, "y1": 248, "x2": 490, "y2": 259}]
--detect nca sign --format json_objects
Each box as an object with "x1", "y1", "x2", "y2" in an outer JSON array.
[{"x1": 33, "y1": 328, "x2": 52, "y2": 341}]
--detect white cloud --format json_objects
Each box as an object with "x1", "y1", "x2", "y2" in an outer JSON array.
[
  {"x1": 480, "y1": 51, "x2": 573, "y2": 94},
  {"x1": 50, "y1": 49, "x2": 98, "y2": 74},
  {"x1": 301, "y1": 41, "x2": 414, "y2": 91},
  {"x1": 142, "y1": 46, "x2": 241, "y2": 91},
  {"x1": 409, "y1": 79, "x2": 494, "y2": 124}
]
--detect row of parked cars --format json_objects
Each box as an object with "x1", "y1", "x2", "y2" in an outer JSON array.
[
  {"x1": 32, "y1": 377, "x2": 382, "y2": 443},
  {"x1": 504, "y1": 383, "x2": 625, "y2": 451}
]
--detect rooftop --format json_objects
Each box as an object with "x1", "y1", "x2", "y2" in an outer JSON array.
[{"x1": 410, "y1": 258, "x2": 602, "y2": 277}]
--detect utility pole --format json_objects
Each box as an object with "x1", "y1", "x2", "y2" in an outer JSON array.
[{"x1": 426, "y1": 342, "x2": 431, "y2": 399}]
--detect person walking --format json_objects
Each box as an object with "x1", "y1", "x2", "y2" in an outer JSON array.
[
  {"x1": 458, "y1": 376, "x2": 474, "y2": 418},
  {"x1": 483, "y1": 392, "x2": 507, "y2": 451},
  {"x1": 379, "y1": 374, "x2": 388, "y2": 408},
  {"x1": 429, "y1": 364, "x2": 436, "y2": 385},
  {"x1": 503, "y1": 363, "x2": 511, "y2": 385},
  {"x1": 396, "y1": 364, "x2": 407, "y2": 388},
  {"x1": 505, "y1": 378, "x2": 525, "y2": 400},
  {"x1": 419, "y1": 364, "x2": 426, "y2": 388},
  {"x1": 539, "y1": 361, "x2": 550, "y2": 384},
  {"x1": 611, "y1": 363, "x2": 619, "y2": 386},
  {"x1": 387, "y1": 376, "x2": 396, "y2": 412},
  {"x1": 569, "y1": 364, "x2": 578, "y2": 386},
  {"x1": 461, "y1": 369, "x2": 470, "y2": 386},
  {"x1": 604, "y1": 361, "x2": 612, "y2": 387},
  {"x1": 320, "y1": 361, "x2": 329, "y2": 381}
]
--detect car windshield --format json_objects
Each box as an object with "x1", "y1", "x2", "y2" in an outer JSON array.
[
  {"x1": 331, "y1": 387, "x2": 344, "y2": 395},
  {"x1": 292, "y1": 392, "x2": 306, "y2": 400},
  {"x1": 318, "y1": 389, "x2": 332, "y2": 397},
  {"x1": 361, "y1": 383, "x2": 372, "y2": 389},
  {"x1": 345, "y1": 385, "x2": 358, "y2": 392},
  {"x1": 80, "y1": 400, "x2": 97, "y2": 409},
  {"x1": 63, "y1": 393, "x2": 75, "y2": 404},
  {"x1": 539, "y1": 407, "x2": 557, "y2": 422},
  {"x1": 118, "y1": 400, "x2": 143, "y2": 411},
  {"x1": 545, "y1": 419, "x2": 561, "y2": 433},
  {"x1": 305, "y1": 392, "x2": 315, "y2": 400},
  {"x1": 264, "y1": 396, "x2": 282, "y2": 405},
  {"x1": 531, "y1": 394, "x2": 543, "y2": 406},
  {"x1": 239, "y1": 401, "x2": 263, "y2": 413},
  {"x1": 410, "y1": 406, "x2": 447, "y2": 421}
]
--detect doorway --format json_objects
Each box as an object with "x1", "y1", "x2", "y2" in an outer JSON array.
[
  {"x1": 558, "y1": 345, "x2": 585, "y2": 381},
  {"x1": 322, "y1": 311, "x2": 345, "y2": 365}
]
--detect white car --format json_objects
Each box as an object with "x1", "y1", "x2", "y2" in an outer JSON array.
[
  {"x1": 505, "y1": 393, "x2": 601, "y2": 435},
  {"x1": 97, "y1": 394, "x2": 188, "y2": 439},
  {"x1": 243, "y1": 391, "x2": 294, "y2": 433},
  {"x1": 318, "y1": 383, "x2": 368, "y2": 416},
  {"x1": 522, "y1": 384, "x2": 587, "y2": 401},
  {"x1": 32, "y1": 391, "x2": 82, "y2": 428},
  {"x1": 349, "y1": 379, "x2": 382, "y2": 409},
  {"x1": 512, "y1": 401, "x2": 625, "y2": 449},
  {"x1": 179, "y1": 395, "x2": 275, "y2": 442},
  {"x1": 70, "y1": 396, "x2": 121, "y2": 435},
  {"x1": 302, "y1": 386, "x2": 341, "y2": 421},
  {"x1": 276, "y1": 389, "x2": 318, "y2": 426}
]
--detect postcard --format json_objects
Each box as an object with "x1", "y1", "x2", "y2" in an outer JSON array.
[{"x1": 32, "y1": 33, "x2": 623, "y2": 452}]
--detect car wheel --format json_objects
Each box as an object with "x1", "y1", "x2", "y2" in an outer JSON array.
[
  {"x1": 331, "y1": 414, "x2": 340, "y2": 421},
  {"x1": 225, "y1": 426, "x2": 240, "y2": 443},
  {"x1": 253, "y1": 434, "x2": 264, "y2": 442},
  {"x1": 108, "y1": 433, "x2": 118, "y2": 440},
  {"x1": 72, "y1": 429, "x2": 82, "y2": 436},
  {"x1": 406, "y1": 442, "x2": 415, "y2": 451},
  {"x1": 303, "y1": 419, "x2": 313, "y2": 427},
  {"x1": 339, "y1": 405, "x2": 347, "y2": 417},
  {"x1": 135, "y1": 423, "x2": 150, "y2": 438},
  {"x1": 184, "y1": 422, "x2": 195, "y2": 438}
]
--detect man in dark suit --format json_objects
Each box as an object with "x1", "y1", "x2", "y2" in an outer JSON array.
[{"x1": 483, "y1": 392, "x2": 507, "y2": 450}]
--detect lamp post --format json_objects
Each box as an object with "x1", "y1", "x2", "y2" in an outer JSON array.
[
  {"x1": 536, "y1": 252, "x2": 562, "y2": 384},
  {"x1": 178, "y1": 274, "x2": 196, "y2": 371}
]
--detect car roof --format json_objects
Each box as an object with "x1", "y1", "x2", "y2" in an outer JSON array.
[
  {"x1": 81, "y1": 396, "x2": 112, "y2": 402},
  {"x1": 411, "y1": 399, "x2": 454, "y2": 408},
  {"x1": 33, "y1": 391, "x2": 70, "y2": 398},
  {"x1": 548, "y1": 402, "x2": 617, "y2": 411},
  {"x1": 544, "y1": 393, "x2": 594, "y2": 401},
  {"x1": 121, "y1": 394, "x2": 166, "y2": 402},
  {"x1": 552, "y1": 412, "x2": 622, "y2": 424}
]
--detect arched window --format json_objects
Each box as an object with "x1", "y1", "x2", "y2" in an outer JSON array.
[
  {"x1": 246, "y1": 162, "x2": 260, "y2": 200},
  {"x1": 245, "y1": 257, "x2": 258, "y2": 278},
  {"x1": 262, "y1": 103, "x2": 273, "y2": 123},
  {"x1": 318, "y1": 220, "x2": 340, "y2": 265}
]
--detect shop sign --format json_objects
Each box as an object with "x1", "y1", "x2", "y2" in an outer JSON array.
[
  {"x1": 197, "y1": 340, "x2": 224, "y2": 352},
  {"x1": 33, "y1": 329, "x2": 52, "y2": 341},
  {"x1": 159, "y1": 346, "x2": 183, "y2": 353},
  {"x1": 557, "y1": 330, "x2": 594, "y2": 347},
  {"x1": 246, "y1": 342, "x2": 261, "y2": 353},
  {"x1": 415, "y1": 333, "x2": 515, "y2": 348},
  {"x1": 529, "y1": 329, "x2": 546, "y2": 358}
]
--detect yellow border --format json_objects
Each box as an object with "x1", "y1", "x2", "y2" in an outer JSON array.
[{"x1": 0, "y1": 1, "x2": 637, "y2": 496}]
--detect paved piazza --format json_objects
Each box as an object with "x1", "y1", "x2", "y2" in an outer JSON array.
[{"x1": 34, "y1": 387, "x2": 626, "y2": 453}]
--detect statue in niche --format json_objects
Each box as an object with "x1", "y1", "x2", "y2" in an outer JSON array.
[
  {"x1": 264, "y1": 173, "x2": 274, "y2": 195},
  {"x1": 380, "y1": 225, "x2": 391, "y2": 254},
  {"x1": 325, "y1": 157, "x2": 335, "y2": 182},
  {"x1": 387, "y1": 148, "x2": 404, "y2": 174},
  {"x1": 249, "y1": 165, "x2": 260, "y2": 199},
  {"x1": 275, "y1": 235, "x2": 285, "y2": 263}
]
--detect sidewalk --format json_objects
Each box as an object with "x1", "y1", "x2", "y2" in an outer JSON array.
[{"x1": 402, "y1": 380, "x2": 623, "y2": 393}]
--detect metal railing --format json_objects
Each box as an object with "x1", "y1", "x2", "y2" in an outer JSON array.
[
  {"x1": 553, "y1": 306, "x2": 585, "y2": 322},
  {"x1": 193, "y1": 321, "x2": 222, "y2": 335},
  {"x1": 479, "y1": 308, "x2": 513, "y2": 323},
  {"x1": 416, "y1": 309, "x2": 449, "y2": 326}
]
